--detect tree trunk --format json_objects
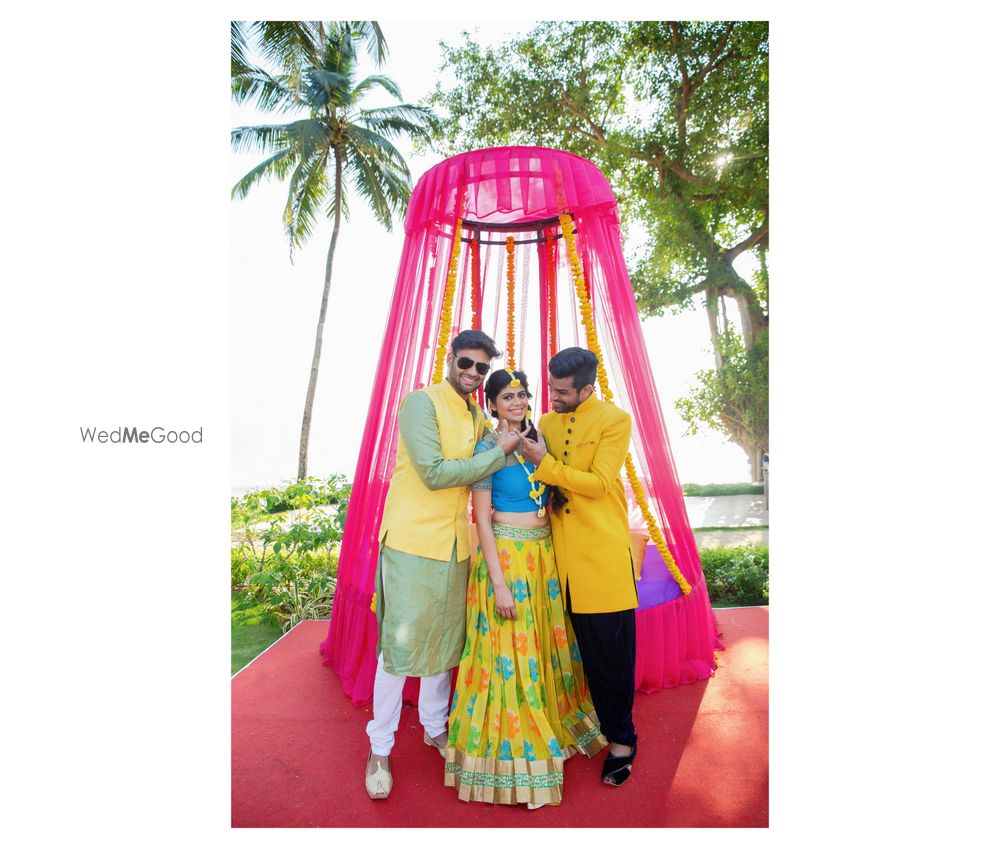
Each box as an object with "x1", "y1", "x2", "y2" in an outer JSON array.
[
  {"x1": 297, "y1": 148, "x2": 343, "y2": 480},
  {"x1": 716, "y1": 259, "x2": 764, "y2": 349},
  {"x1": 729, "y1": 437, "x2": 763, "y2": 483},
  {"x1": 704, "y1": 289, "x2": 723, "y2": 370}
]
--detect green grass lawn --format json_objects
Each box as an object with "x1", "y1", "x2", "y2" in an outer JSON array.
[
  {"x1": 232, "y1": 591, "x2": 284, "y2": 675},
  {"x1": 682, "y1": 483, "x2": 764, "y2": 496}
]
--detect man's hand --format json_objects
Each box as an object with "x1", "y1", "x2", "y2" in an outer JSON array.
[
  {"x1": 497, "y1": 419, "x2": 521, "y2": 456},
  {"x1": 520, "y1": 430, "x2": 548, "y2": 464}
]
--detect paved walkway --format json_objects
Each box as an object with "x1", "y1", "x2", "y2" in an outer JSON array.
[
  {"x1": 682, "y1": 495, "x2": 768, "y2": 548},
  {"x1": 684, "y1": 495, "x2": 767, "y2": 527},
  {"x1": 694, "y1": 528, "x2": 768, "y2": 548}
]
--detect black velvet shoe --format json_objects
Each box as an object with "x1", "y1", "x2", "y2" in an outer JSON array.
[{"x1": 601, "y1": 740, "x2": 637, "y2": 787}]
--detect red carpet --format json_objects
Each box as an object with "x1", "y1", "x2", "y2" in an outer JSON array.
[{"x1": 232, "y1": 607, "x2": 768, "y2": 828}]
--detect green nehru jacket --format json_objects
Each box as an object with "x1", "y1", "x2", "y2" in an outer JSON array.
[{"x1": 375, "y1": 386, "x2": 506, "y2": 676}]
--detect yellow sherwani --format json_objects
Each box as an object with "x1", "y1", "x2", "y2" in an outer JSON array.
[{"x1": 535, "y1": 393, "x2": 638, "y2": 614}]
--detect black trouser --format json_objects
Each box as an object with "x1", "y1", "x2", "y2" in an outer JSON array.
[{"x1": 565, "y1": 581, "x2": 638, "y2": 748}]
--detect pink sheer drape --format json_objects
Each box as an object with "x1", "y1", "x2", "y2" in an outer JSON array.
[{"x1": 320, "y1": 147, "x2": 721, "y2": 704}]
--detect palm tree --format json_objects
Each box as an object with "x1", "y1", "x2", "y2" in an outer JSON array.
[{"x1": 232, "y1": 21, "x2": 434, "y2": 479}]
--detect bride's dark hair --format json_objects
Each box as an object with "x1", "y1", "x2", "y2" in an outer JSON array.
[{"x1": 484, "y1": 369, "x2": 538, "y2": 442}]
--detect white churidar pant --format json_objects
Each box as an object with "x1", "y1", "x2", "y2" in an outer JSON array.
[{"x1": 366, "y1": 653, "x2": 452, "y2": 756}]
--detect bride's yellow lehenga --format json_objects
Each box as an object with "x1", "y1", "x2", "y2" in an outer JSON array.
[{"x1": 444, "y1": 440, "x2": 605, "y2": 806}]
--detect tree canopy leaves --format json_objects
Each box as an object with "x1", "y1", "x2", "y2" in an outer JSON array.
[{"x1": 430, "y1": 20, "x2": 769, "y2": 475}]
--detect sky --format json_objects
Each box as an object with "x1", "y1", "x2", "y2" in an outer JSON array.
[{"x1": 230, "y1": 20, "x2": 754, "y2": 492}]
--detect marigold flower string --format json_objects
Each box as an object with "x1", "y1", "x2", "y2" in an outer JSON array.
[
  {"x1": 432, "y1": 218, "x2": 465, "y2": 384},
  {"x1": 625, "y1": 454, "x2": 690, "y2": 592},
  {"x1": 547, "y1": 233, "x2": 558, "y2": 360},
  {"x1": 505, "y1": 235, "x2": 517, "y2": 369},
  {"x1": 558, "y1": 212, "x2": 689, "y2": 594},
  {"x1": 515, "y1": 450, "x2": 547, "y2": 517}
]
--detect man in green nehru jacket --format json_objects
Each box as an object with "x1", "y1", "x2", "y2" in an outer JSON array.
[{"x1": 364, "y1": 329, "x2": 521, "y2": 800}]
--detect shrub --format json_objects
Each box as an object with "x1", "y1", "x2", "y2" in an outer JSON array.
[
  {"x1": 700, "y1": 544, "x2": 768, "y2": 607},
  {"x1": 250, "y1": 551, "x2": 338, "y2": 632},
  {"x1": 250, "y1": 474, "x2": 350, "y2": 515},
  {"x1": 232, "y1": 475, "x2": 351, "y2": 629},
  {"x1": 232, "y1": 547, "x2": 253, "y2": 590}
]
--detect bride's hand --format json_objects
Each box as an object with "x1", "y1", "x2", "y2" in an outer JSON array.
[{"x1": 493, "y1": 580, "x2": 517, "y2": 620}]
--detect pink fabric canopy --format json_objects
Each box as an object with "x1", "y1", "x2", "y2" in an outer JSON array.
[{"x1": 320, "y1": 146, "x2": 722, "y2": 704}]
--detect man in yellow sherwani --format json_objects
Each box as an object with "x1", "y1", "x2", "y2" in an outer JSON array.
[{"x1": 521, "y1": 347, "x2": 639, "y2": 787}]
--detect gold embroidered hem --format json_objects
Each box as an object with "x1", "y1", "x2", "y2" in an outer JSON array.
[
  {"x1": 443, "y1": 748, "x2": 564, "y2": 806},
  {"x1": 563, "y1": 708, "x2": 607, "y2": 756}
]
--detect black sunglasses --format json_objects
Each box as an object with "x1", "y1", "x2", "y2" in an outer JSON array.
[{"x1": 456, "y1": 356, "x2": 491, "y2": 376}]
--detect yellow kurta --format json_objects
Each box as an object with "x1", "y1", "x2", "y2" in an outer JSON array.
[{"x1": 535, "y1": 394, "x2": 638, "y2": 614}]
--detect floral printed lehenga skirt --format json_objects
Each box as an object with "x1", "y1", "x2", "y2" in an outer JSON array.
[{"x1": 444, "y1": 523, "x2": 606, "y2": 806}]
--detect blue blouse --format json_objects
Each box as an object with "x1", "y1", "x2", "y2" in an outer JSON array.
[{"x1": 471, "y1": 434, "x2": 550, "y2": 512}]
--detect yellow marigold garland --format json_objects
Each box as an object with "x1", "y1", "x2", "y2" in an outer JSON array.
[
  {"x1": 547, "y1": 234, "x2": 558, "y2": 360},
  {"x1": 625, "y1": 454, "x2": 691, "y2": 593},
  {"x1": 505, "y1": 235, "x2": 517, "y2": 369},
  {"x1": 557, "y1": 213, "x2": 691, "y2": 595},
  {"x1": 431, "y1": 218, "x2": 466, "y2": 384},
  {"x1": 558, "y1": 215, "x2": 611, "y2": 399}
]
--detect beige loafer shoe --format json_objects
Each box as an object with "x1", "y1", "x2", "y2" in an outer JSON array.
[
  {"x1": 423, "y1": 730, "x2": 447, "y2": 759},
  {"x1": 365, "y1": 750, "x2": 392, "y2": 800}
]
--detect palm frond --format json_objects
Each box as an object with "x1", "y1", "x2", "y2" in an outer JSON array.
[
  {"x1": 284, "y1": 149, "x2": 331, "y2": 251},
  {"x1": 231, "y1": 147, "x2": 296, "y2": 199},
  {"x1": 344, "y1": 149, "x2": 391, "y2": 229},
  {"x1": 301, "y1": 68, "x2": 353, "y2": 109},
  {"x1": 345, "y1": 21, "x2": 388, "y2": 66},
  {"x1": 343, "y1": 124, "x2": 406, "y2": 170},
  {"x1": 232, "y1": 117, "x2": 329, "y2": 156},
  {"x1": 231, "y1": 123, "x2": 291, "y2": 155},
  {"x1": 231, "y1": 21, "x2": 252, "y2": 78},
  {"x1": 351, "y1": 74, "x2": 402, "y2": 102},
  {"x1": 344, "y1": 146, "x2": 411, "y2": 230},
  {"x1": 231, "y1": 67, "x2": 300, "y2": 112},
  {"x1": 357, "y1": 104, "x2": 437, "y2": 142},
  {"x1": 252, "y1": 20, "x2": 323, "y2": 73},
  {"x1": 283, "y1": 117, "x2": 333, "y2": 159},
  {"x1": 320, "y1": 27, "x2": 358, "y2": 76}
]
